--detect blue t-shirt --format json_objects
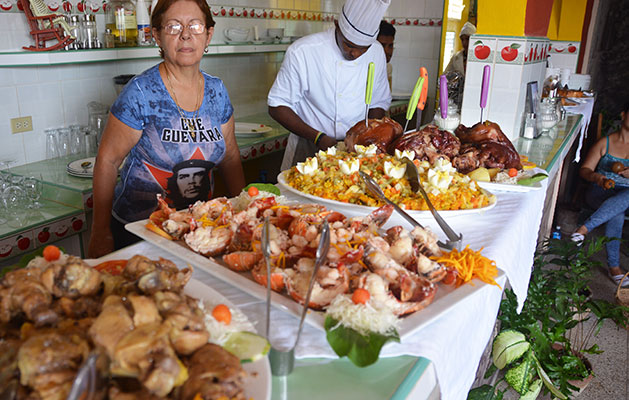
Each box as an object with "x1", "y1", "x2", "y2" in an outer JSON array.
[{"x1": 110, "y1": 65, "x2": 233, "y2": 223}]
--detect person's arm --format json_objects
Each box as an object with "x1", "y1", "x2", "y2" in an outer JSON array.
[
  {"x1": 88, "y1": 114, "x2": 141, "y2": 258},
  {"x1": 579, "y1": 137, "x2": 609, "y2": 188},
  {"x1": 268, "y1": 105, "x2": 337, "y2": 150},
  {"x1": 217, "y1": 115, "x2": 245, "y2": 197}
]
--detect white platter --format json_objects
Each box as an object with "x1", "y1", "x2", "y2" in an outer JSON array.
[
  {"x1": 276, "y1": 171, "x2": 497, "y2": 219},
  {"x1": 126, "y1": 220, "x2": 505, "y2": 341},
  {"x1": 234, "y1": 122, "x2": 273, "y2": 137},
  {"x1": 476, "y1": 180, "x2": 542, "y2": 193},
  {"x1": 87, "y1": 257, "x2": 272, "y2": 400}
]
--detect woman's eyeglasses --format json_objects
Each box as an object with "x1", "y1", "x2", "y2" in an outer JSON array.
[{"x1": 163, "y1": 21, "x2": 206, "y2": 35}]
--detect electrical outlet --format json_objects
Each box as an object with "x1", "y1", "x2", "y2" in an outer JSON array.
[{"x1": 11, "y1": 116, "x2": 33, "y2": 134}]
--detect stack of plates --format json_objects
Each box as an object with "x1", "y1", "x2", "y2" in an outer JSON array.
[{"x1": 67, "y1": 157, "x2": 95, "y2": 178}]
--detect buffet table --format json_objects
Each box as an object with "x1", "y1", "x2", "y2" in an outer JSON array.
[{"x1": 2, "y1": 113, "x2": 584, "y2": 399}]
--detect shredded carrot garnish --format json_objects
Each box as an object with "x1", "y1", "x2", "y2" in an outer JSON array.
[{"x1": 430, "y1": 245, "x2": 500, "y2": 289}]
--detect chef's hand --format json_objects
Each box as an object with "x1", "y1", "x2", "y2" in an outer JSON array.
[
  {"x1": 619, "y1": 168, "x2": 629, "y2": 179},
  {"x1": 317, "y1": 134, "x2": 338, "y2": 151},
  {"x1": 88, "y1": 229, "x2": 114, "y2": 258}
]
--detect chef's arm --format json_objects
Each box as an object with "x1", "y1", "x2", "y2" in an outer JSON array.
[
  {"x1": 368, "y1": 108, "x2": 386, "y2": 119},
  {"x1": 268, "y1": 105, "x2": 336, "y2": 150},
  {"x1": 88, "y1": 114, "x2": 141, "y2": 258},
  {"x1": 218, "y1": 115, "x2": 246, "y2": 197}
]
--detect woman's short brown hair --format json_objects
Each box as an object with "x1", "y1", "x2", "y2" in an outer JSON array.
[{"x1": 151, "y1": 0, "x2": 215, "y2": 31}]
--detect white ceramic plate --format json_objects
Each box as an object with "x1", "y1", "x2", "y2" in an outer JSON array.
[
  {"x1": 224, "y1": 39, "x2": 250, "y2": 45},
  {"x1": 126, "y1": 220, "x2": 505, "y2": 340},
  {"x1": 67, "y1": 157, "x2": 95, "y2": 176},
  {"x1": 87, "y1": 258, "x2": 272, "y2": 400},
  {"x1": 477, "y1": 180, "x2": 542, "y2": 192},
  {"x1": 235, "y1": 122, "x2": 273, "y2": 137},
  {"x1": 184, "y1": 279, "x2": 272, "y2": 400},
  {"x1": 276, "y1": 171, "x2": 497, "y2": 219}
]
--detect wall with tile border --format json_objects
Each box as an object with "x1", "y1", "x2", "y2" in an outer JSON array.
[
  {"x1": 461, "y1": 34, "x2": 550, "y2": 142},
  {"x1": 1, "y1": 0, "x2": 444, "y2": 167}
]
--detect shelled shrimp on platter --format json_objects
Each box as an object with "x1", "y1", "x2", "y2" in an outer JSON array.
[{"x1": 146, "y1": 191, "x2": 458, "y2": 317}]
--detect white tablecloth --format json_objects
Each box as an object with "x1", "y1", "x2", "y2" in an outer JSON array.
[
  {"x1": 564, "y1": 97, "x2": 595, "y2": 163},
  {"x1": 108, "y1": 181, "x2": 547, "y2": 400}
]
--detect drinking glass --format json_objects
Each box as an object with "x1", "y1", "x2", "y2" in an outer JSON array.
[
  {"x1": 23, "y1": 176, "x2": 42, "y2": 209},
  {"x1": 45, "y1": 128, "x2": 60, "y2": 159},
  {"x1": 3, "y1": 176, "x2": 25, "y2": 221},
  {"x1": 57, "y1": 127, "x2": 72, "y2": 157},
  {"x1": 69, "y1": 125, "x2": 86, "y2": 156},
  {"x1": 85, "y1": 128, "x2": 99, "y2": 156}
]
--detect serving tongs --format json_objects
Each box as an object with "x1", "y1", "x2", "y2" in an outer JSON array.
[
  {"x1": 262, "y1": 217, "x2": 330, "y2": 376},
  {"x1": 402, "y1": 158, "x2": 462, "y2": 250},
  {"x1": 67, "y1": 349, "x2": 109, "y2": 400}
]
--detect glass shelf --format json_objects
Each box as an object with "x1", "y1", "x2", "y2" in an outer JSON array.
[{"x1": 0, "y1": 43, "x2": 289, "y2": 67}]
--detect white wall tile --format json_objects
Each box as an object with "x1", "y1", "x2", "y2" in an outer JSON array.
[
  {"x1": 12, "y1": 67, "x2": 38, "y2": 85},
  {"x1": 424, "y1": 0, "x2": 444, "y2": 18}
]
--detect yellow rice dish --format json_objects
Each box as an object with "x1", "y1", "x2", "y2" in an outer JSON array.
[{"x1": 283, "y1": 146, "x2": 495, "y2": 211}]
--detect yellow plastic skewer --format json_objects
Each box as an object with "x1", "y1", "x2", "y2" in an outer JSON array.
[{"x1": 364, "y1": 62, "x2": 375, "y2": 127}]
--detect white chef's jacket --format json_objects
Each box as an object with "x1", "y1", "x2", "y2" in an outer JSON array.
[{"x1": 268, "y1": 28, "x2": 391, "y2": 170}]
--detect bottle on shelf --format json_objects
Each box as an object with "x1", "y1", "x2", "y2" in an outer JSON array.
[
  {"x1": 551, "y1": 225, "x2": 562, "y2": 240},
  {"x1": 105, "y1": 0, "x2": 138, "y2": 47},
  {"x1": 104, "y1": 28, "x2": 115, "y2": 48},
  {"x1": 136, "y1": 0, "x2": 152, "y2": 46}
]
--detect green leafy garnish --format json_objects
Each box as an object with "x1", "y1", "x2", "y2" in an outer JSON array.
[
  {"x1": 324, "y1": 316, "x2": 399, "y2": 367},
  {"x1": 517, "y1": 173, "x2": 548, "y2": 186},
  {"x1": 243, "y1": 183, "x2": 280, "y2": 196}
]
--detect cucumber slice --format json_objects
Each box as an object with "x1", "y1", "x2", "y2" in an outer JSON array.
[{"x1": 223, "y1": 331, "x2": 270, "y2": 363}]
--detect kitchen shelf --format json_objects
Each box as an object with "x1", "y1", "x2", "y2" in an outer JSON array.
[{"x1": 0, "y1": 43, "x2": 289, "y2": 67}]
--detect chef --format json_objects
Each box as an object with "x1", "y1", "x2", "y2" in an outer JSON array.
[
  {"x1": 268, "y1": 0, "x2": 392, "y2": 170},
  {"x1": 445, "y1": 21, "x2": 476, "y2": 76}
]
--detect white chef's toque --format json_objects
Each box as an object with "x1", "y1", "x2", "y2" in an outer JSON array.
[{"x1": 338, "y1": 0, "x2": 391, "y2": 46}]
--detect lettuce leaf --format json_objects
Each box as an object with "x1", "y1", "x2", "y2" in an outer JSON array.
[
  {"x1": 324, "y1": 316, "x2": 399, "y2": 367},
  {"x1": 244, "y1": 183, "x2": 281, "y2": 196}
]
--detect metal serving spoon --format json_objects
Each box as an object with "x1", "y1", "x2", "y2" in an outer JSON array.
[
  {"x1": 262, "y1": 217, "x2": 330, "y2": 376},
  {"x1": 402, "y1": 158, "x2": 462, "y2": 251},
  {"x1": 359, "y1": 170, "x2": 426, "y2": 230}
]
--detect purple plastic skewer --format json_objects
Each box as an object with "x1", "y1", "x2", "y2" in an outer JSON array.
[
  {"x1": 480, "y1": 65, "x2": 491, "y2": 108},
  {"x1": 439, "y1": 74, "x2": 448, "y2": 119}
]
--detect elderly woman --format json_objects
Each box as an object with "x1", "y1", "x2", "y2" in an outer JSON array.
[{"x1": 88, "y1": 0, "x2": 245, "y2": 258}]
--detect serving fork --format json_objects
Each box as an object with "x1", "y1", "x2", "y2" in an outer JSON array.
[{"x1": 262, "y1": 217, "x2": 330, "y2": 376}]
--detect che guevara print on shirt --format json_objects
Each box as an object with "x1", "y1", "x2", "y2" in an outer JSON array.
[{"x1": 109, "y1": 65, "x2": 233, "y2": 224}]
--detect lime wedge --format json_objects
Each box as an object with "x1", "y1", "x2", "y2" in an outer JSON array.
[{"x1": 223, "y1": 331, "x2": 270, "y2": 363}]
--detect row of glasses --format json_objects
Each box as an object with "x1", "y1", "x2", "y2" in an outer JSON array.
[{"x1": 45, "y1": 126, "x2": 99, "y2": 159}]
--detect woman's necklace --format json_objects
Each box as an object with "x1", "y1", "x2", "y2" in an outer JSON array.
[{"x1": 165, "y1": 66, "x2": 203, "y2": 138}]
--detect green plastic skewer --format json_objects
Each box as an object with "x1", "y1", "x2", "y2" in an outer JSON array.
[
  {"x1": 403, "y1": 76, "x2": 424, "y2": 132},
  {"x1": 365, "y1": 62, "x2": 375, "y2": 104},
  {"x1": 364, "y1": 62, "x2": 375, "y2": 127}
]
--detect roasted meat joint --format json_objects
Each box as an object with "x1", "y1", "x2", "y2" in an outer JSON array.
[
  {"x1": 0, "y1": 253, "x2": 246, "y2": 400},
  {"x1": 342, "y1": 119, "x2": 521, "y2": 175}
]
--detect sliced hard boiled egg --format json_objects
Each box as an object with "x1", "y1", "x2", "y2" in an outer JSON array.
[
  {"x1": 296, "y1": 157, "x2": 318, "y2": 175},
  {"x1": 384, "y1": 161, "x2": 406, "y2": 179}
]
